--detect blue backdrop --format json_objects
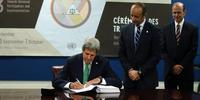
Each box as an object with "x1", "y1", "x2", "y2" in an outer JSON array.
[{"x1": 0, "y1": 0, "x2": 200, "y2": 81}]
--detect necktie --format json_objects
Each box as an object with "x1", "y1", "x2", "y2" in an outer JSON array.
[
  {"x1": 83, "y1": 64, "x2": 89, "y2": 84},
  {"x1": 135, "y1": 25, "x2": 141, "y2": 50},
  {"x1": 176, "y1": 24, "x2": 181, "y2": 45}
]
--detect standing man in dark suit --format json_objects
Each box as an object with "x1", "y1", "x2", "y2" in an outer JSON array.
[
  {"x1": 119, "y1": 2, "x2": 161, "y2": 91},
  {"x1": 52, "y1": 37, "x2": 122, "y2": 91},
  {"x1": 162, "y1": 2, "x2": 198, "y2": 91}
]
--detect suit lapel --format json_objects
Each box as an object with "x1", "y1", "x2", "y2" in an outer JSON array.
[
  {"x1": 131, "y1": 24, "x2": 136, "y2": 50},
  {"x1": 76, "y1": 55, "x2": 84, "y2": 83},
  {"x1": 170, "y1": 23, "x2": 177, "y2": 47},
  {"x1": 88, "y1": 59, "x2": 99, "y2": 80},
  {"x1": 140, "y1": 22, "x2": 147, "y2": 38},
  {"x1": 136, "y1": 22, "x2": 148, "y2": 49},
  {"x1": 178, "y1": 22, "x2": 186, "y2": 44}
]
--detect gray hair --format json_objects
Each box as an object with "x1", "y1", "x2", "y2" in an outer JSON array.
[{"x1": 82, "y1": 37, "x2": 100, "y2": 52}]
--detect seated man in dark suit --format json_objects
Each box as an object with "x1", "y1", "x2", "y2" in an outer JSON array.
[{"x1": 52, "y1": 37, "x2": 122, "y2": 90}]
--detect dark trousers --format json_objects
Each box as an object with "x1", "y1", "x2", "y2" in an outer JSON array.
[{"x1": 164, "y1": 74, "x2": 193, "y2": 91}]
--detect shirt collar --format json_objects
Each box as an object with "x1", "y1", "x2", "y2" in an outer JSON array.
[
  {"x1": 175, "y1": 18, "x2": 184, "y2": 26},
  {"x1": 135, "y1": 18, "x2": 146, "y2": 27},
  {"x1": 83, "y1": 61, "x2": 91, "y2": 66}
]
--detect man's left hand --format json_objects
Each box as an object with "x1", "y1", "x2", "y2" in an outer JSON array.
[{"x1": 87, "y1": 77, "x2": 102, "y2": 85}]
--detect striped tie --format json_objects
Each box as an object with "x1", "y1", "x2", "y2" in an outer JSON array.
[
  {"x1": 176, "y1": 24, "x2": 181, "y2": 45},
  {"x1": 135, "y1": 25, "x2": 141, "y2": 50}
]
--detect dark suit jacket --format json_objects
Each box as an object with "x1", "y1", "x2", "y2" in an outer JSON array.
[
  {"x1": 119, "y1": 21, "x2": 161, "y2": 90},
  {"x1": 162, "y1": 21, "x2": 198, "y2": 80},
  {"x1": 52, "y1": 53, "x2": 122, "y2": 90}
]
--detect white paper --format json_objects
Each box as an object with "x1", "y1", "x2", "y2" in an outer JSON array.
[
  {"x1": 95, "y1": 85, "x2": 120, "y2": 93},
  {"x1": 68, "y1": 85, "x2": 96, "y2": 93},
  {"x1": 65, "y1": 85, "x2": 120, "y2": 94}
]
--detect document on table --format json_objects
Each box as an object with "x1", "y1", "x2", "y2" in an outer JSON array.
[
  {"x1": 66, "y1": 85, "x2": 96, "y2": 93},
  {"x1": 65, "y1": 85, "x2": 120, "y2": 94},
  {"x1": 95, "y1": 85, "x2": 120, "y2": 93}
]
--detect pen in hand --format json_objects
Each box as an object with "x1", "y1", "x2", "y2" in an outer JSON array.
[
  {"x1": 76, "y1": 78, "x2": 88, "y2": 88},
  {"x1": 73, "y1": 78, "x2": 84, "y2": 89},
  {"x1": 76, "y1": 78, "x2": 80, "y2": 83}
]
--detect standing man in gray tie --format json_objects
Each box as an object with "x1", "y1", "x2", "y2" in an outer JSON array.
[
  {"x1": 119, "y1": 2, "x2": 161, "y2": 91},
  {"x1": 52, "y1": 37, "x2": 122, "y2": 91},
  {"x1": 162, "y1": 2, "x2": 198, "y2": 91}
]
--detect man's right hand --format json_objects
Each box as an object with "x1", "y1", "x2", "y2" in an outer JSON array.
[
  {"x1": 128, "y1": 68, "x2": 140, "y2": 81},
  {"x1": 173, "y1": 64, "x2": 183, "y2": 75},
  {"x1": 69, "y1": 82, "x2": 84, "y2": 89}
]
